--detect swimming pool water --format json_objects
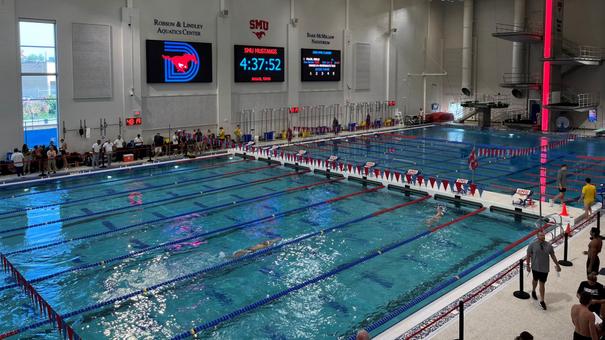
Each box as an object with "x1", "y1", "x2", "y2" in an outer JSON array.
[
  {"x1": 284, "y1": 126, "x2": 605, "y2": 207},
  {"x1": 1, "y1": 126, "x2": 592, "y2": 339}
]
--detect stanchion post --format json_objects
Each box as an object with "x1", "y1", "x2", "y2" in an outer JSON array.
[
  {"x1": 457, "y1": 300, "x2": 464, "y2": 340},
  {"x1": 558, "y1": 231, "x2": 573, "y2": 267},
  {"x1": 513, "y1": 259, "x2": 530, "y2": 299},
  {"x1": 597, "y1": 211, "x2": 601, "y2": 234}
]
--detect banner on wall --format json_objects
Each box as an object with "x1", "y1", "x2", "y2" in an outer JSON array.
[
  {"x1": 146, "y1": 40, "x2": 212, "y2": 83},
  {"x1": 301, "y1": 48, "x2": 341, "y2": 82},
  {"x1": 234, "y1": 45, "x2": 285, "y2": 82}
]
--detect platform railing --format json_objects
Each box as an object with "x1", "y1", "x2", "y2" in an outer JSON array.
[{"x1": 501, "y1": 73, "x2": 541, "y2": 85}]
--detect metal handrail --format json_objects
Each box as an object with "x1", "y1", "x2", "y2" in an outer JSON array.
[
  {"x1": 549, "y1": 90, "x2": 600, "y2": 107},
  {"x1": 502, "y1": 73, "x2": 541, "y2": 84},
  {"x1": 562, "y1": 38, "x2": 605, "y2": 59},
  {"x1": 494, "y1": 21, "x2": 543, "y2": 35}
]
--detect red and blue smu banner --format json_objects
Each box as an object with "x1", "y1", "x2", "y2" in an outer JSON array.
[{"x1": 146, "y1": 40, "x2": 212, "y2": 83}]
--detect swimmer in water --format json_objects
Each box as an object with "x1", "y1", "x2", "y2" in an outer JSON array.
[
  {"x1": 426, "y1": 205, "x2": 445, "y2": 227},
  {"x1": 233, "y1": 238, "x2": 282, "y2": 258}
]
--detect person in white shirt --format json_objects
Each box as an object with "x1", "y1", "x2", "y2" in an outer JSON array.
[
  {"x1": 113, "y1": 136, "x2": 124, "y2": 149},
  {"x1": 47, "y1": 146, "x2": 58, "y2": 174},
  {"x1": 103, "y1": 140, "x2": 114, "y2": 167},
  {"x1": 92, "y1": 140, "x2": 101, "y2": 168},
  {"x1": 59, "y1": 138, "x2": 68, "y2": 169},
  {"x1": 10, "y1": 148, "x2": 24, "y2": 177},
  {"x1": 172, "y1": 133, "x2": 179, "y2": 155},
  {"x1": 133, "y1": 134, "x2": 143, "y2": 146}
]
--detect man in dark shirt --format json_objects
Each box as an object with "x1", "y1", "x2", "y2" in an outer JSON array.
[
  {"x1": 153, "y1": 133, "x2": 164, "y2": 157},
  {"x1": 527, "y1": 230, "x2": 562, "y2": 310},
  {"x1": 577, "y1": 272, "x2": 605, "y2": 317}
]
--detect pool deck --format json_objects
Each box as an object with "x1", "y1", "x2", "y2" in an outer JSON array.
[{"x1": 424, "y1": 212, "x2": 603, "y2": 340}]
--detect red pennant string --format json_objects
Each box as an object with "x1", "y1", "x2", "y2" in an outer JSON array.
[{"x1": 442, "y1": 179, "x2": 449, "y2": 191}]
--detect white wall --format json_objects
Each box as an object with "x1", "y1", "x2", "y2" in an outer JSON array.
[
  {"x1": 15, "y1": 0, "x2": 126, "y2": 152},
  {"x1": 4, "y1": 0, "x2": 603, "y2": 153},
  {"x1": 0, "y1": 0, "x2": 21, "y2": 154}
]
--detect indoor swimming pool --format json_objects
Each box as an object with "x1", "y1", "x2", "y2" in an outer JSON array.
[
  {"x1": 0, "y1": 125, "x2": 603, "y2": 339},
  {"x1": 283, "y1": 126, "x2": 605, "y2": 207}
]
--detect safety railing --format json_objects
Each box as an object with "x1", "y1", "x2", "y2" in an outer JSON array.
[
  {"x1": 501, "y1": 73, "x2": 541, "y2": 85},
  {"x1": 562, "y1": 38, "x2": 605, "y2": 60},
  {"x1": 234, "y1": 101, "x2": 401, "y2": 142},
  {"x1": 549, "y1": 90, "x2": 600, "y2": 108},
  {"x1": 494, "y1": 21, "x2": 543, "y2": 35}
]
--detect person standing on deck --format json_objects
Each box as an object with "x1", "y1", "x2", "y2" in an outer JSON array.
[
  {"x1": 580, "y1": 178, "x2": 597, "y2": 216},
  {"x1": 526, "y1": 230, "x2": 562, "y2": 310},
  {"x1": 571, "y1": 292, "x2": 599, "y2": 340},
  {"x1": 552, "y1": 164, "x2": 568, "y2": 206},
  {"x1": 10, "y1": 148, "x2": 24, "y2": 177},
  {"x1": 587, "y1": 228, "x2": 602, "y2": 274},
  {"x1": 92, "y1": 140, "x2": 101, "y2": 168}
]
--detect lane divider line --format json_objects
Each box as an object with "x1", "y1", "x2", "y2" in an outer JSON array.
[
  {"x1": 0, "y1": 164, "x2": 281, "y2": 235},
  {"x1": 170, "y1": 206, "x2": 484, "y2": 339},
  {"x1": 0, "y1": 160, "x2": 255, "y2": 217},
  {"x1": 0, "y1": 177, "x2": 342, "y2": 290},
  {"x1": 0, "y1": 186, "x2": 396, "y2": 337}
]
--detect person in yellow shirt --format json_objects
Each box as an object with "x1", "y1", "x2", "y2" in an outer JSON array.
[
  {"x1": 580, "y1": 178, "x2": 597, "y2": 216},
  {"x1": 233, "y1": 125, "x2": 242, "y2": 144},
  {"x1": 218, "y1": 127, "x2": 226, "y2": 148}
]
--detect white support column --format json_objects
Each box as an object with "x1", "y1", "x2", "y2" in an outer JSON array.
[
  {"x1": 121, "y1": 2, "x2": 141, "y2": 126},
  {"x1": 512, "y1": 0, "x2": 526, "y2": 75},
  {"x1": 385, "y1": 0, "x2": 394, "y2": 101},
  {"x1": 287, "y1": 0, "x2": 299, "y2": 108},
  {"x1": 0, "y1": 0, "x2": 22, "y2": 150},
  {"x1": 461, "y1": 0, "x2": 474, "y2": 95},
  {"x1": 343, "y1": 0, "x2": 352, "y2": 104},
  {"x1": 217, "y1": 0, "x2": 232, "y2": 131}
]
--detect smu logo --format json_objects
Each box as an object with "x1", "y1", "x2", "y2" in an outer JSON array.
[
  {"x1": 250, "y1": 19, "x2": 269, "y2": 40},
  {"x1": 161, "y1": 41, "x2": 200, "y2": 82}
]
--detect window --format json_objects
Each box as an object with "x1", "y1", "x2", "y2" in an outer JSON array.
[{"x1": 19, "y1": 20, "x2": 58, "y2": 147}]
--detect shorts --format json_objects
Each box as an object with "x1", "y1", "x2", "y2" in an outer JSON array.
[
  {"x1": 532, "y1": 270, "x2": 548, "y2": 283},
  {"x1": 573, "y1": 331, "x2": 591, "y2": 340},
  {"x1": 587, "y1": 256, "x2": 600, "y2": 274},
  {"x1": 584, "y1": 200, "x2": 595, "y2": 208},
  {"x1": 559, "y1": 187, "x2": 567, "y2": 193}
]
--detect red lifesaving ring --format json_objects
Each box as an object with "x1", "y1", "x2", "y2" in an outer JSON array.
[{"x1": 128, "y1": 192, "x2": 143, "y2": 205}]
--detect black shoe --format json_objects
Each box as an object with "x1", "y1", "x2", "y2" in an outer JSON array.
[
  {"x1": 532, "y1": 291, "x2": 537, "y2": 300},
  {"x1": 540, "y1": 301, "x2": 547, "y2": 310}
]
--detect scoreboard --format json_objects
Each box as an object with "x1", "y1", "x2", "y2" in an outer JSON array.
[
  {"x1": 234, "y1": 45, "x2": 285, "y2": 82},
  {"x1": 301, "y1": 48, "x2": 341, "y2": 82}
]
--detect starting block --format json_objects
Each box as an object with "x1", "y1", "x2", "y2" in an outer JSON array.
[{"x1": 512, "y1": 188, "x2": 534, "y2": 207}]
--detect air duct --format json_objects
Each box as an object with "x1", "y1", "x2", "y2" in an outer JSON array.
[
  {"x1": 461, "y1": 0, "x2": 473, "y2": 96},
  {"x1": 511, "y1": 0, "x2": 526, "y2": 75}
]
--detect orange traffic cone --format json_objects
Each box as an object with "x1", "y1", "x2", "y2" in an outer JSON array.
[
  {"x1": 565, "y1": 223, "x2": 571, "y2": 235},
  {"x1": 560, "y1": 203, "x2": 569, "y2": 217}
]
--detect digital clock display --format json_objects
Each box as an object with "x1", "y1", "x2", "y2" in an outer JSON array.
[
  {"x1": 301, "y1": 48, "x2": 341, "y2": 82},
  {"x1": 234, "y1": 45, "x2": 285, "y2": 82},
  {"x1": 125, "y1": 117, "x2": 142, "y2": 126}
]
